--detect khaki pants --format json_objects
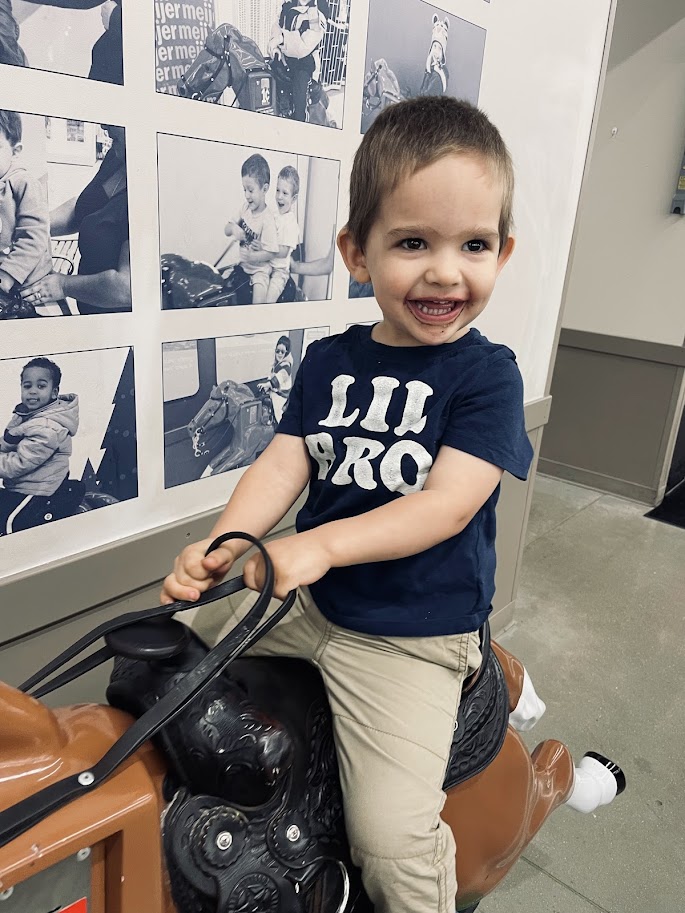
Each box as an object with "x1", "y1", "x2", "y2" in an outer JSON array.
[{"x1": 215, "y1": 587, "x2": 481, "y2": 913}]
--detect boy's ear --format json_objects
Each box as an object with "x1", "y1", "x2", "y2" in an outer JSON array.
[
  {"x1": 496, "y1": 235, "x2": 515, "y2": 274},
  {"x1": 50, "y1": 386, "x2": 59, "y2": 402},
  {"x1": 12, "y1": 143, "x2": 23, "y2": 157},
  {"x1": 337, "y1": 226, "x2": 371, "y2": 284}
]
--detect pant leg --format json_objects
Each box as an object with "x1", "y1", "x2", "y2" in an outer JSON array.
[
  {"x1": 289, "y1": 67, "x2": 311, "y2": 121},
  {"x1": 314, "y1": 606, "x2": 482, "y2": 913},
  {"x1": 212, "y1": 587, "x2": 482, "y2": 912}
]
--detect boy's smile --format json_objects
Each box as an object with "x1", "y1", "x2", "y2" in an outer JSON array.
[
  {"x1": 341, "y1": 153, "x2": 514, "y2": 347},
  {"x1": 242, "y1": 175, "x2": 268, "y2": 213}
]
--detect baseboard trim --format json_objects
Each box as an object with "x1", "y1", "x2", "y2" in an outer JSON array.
[
  {"x1": 560, "y1": 329, "x2": 685, "y2": 367},
  {"x1": 537, "y1": 457, "x2": 657, "y2": 504}
]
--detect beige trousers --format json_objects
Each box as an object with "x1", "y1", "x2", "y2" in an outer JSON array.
[{"x1": 215, "y1": 587, "x2": 482, "y2": 913}]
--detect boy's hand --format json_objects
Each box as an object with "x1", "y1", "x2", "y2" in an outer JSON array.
[
  {"x1": 160, "y1": 537, "x2": 239, "y2": 604},
  {"x1": 243, "y1": 532, "x2": 332, "y2": 600}
]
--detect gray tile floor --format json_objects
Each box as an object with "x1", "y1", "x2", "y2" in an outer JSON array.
[{"x1": 481, "y1": 474, "x2": 685, "y2": 913}]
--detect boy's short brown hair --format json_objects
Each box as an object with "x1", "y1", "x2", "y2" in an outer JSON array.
[{"x1": 348, "y1": 96, "x2": 514, "y2": 251}]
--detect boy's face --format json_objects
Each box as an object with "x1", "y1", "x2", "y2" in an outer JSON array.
[
  {"x1": 242, "y1": 175, "x2": 268, "y2": 212},
  {"x1": 0, "y1": 131, "x2": 21, "y2": 181},
  {"x1": 274, "y1": 343, "x2": 288, "y2": 361},
  {"x1": 339, "y1": 153, "x2": 514, "y2": 347},
  {"x1": 21, "y1": 367, "x2": 58, "y2": 412},
  {"x1": 275, "y1": 178, "x2": 297, "y2": 215}
]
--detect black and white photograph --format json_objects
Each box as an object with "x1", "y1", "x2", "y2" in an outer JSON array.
[
  {"x1": 0, "y1": 110, "x2": 130, "y2": 319},
  {"x1": 158, "y1": 133, "x2": 339, "y2": 308},
  {"x1": 361, "y1": 0, "x2": 486, "y2": 133},
  {"x1": 163, "y1": 327, "x2": 328, "y2": 488},
  {"x1": 155, "y1": 0, "x2": 350, "y2": 129},
  {"x1": 0, "y1": 346, "x2": 137, "y2": 537},
  {"x1": 1, "y1": 0, "x2": 123, "y2": 84}
]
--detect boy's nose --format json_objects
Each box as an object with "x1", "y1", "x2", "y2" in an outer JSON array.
[{"x1": 425, "y1": 253, "x2": 464, "y2": 288}]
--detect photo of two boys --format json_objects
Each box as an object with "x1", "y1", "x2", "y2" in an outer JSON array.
[{"x1": 158, "y1": 133, "x2": 339, "y2": 310}]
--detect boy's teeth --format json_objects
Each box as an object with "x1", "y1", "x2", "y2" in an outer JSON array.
[{"x1": 414, "y1": 301, "x2": 459, "y2": 316}]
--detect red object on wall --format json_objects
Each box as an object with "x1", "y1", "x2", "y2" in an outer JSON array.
[{"x1": 62, "y1": 900, "x2": 87, "y2": 913}]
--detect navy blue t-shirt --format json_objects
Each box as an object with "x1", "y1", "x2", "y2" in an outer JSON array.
[{"x1": 277, "y1": 324, "x2": 533, "y2": 636}]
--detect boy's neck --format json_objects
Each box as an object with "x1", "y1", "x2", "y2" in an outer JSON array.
[{"x1": 252, "y1": 201, "x2": 267, "y2": 214}]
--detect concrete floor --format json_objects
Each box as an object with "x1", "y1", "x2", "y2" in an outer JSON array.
[{"x1": 481, "y1": 475, "x2": 685, "y2": 913}]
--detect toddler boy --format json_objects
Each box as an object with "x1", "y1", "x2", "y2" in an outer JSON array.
[
  {"x1": 224, "y1": 153, "x2": 279, "y2": 304},
  {"x1": 0, "y1": 110, "x2": 53, "y2": 307},
  {"x1": 266, "y1": 165, "x2": 301, "y2": 303},
  {"x1": 163, "y1": 96, "x2": 533, "y2": 912},
  {"x1": 0, "y1": 357, "x2": 79, "y2": 534}
]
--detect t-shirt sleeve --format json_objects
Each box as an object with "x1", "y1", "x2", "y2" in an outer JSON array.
[
  {"x1": 282, "y1": 213, "x2": 300, "y2": 250},
  {"x1": 275, "y1": 354, "x2": 304, "y2": 436},
  {"x1": 441, "y1": 354, "x2": 534, "y2": 480}
]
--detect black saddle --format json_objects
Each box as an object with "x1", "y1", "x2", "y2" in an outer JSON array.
[{"x1": 106, "y1": 621, "x2": 509, "y2": 913}]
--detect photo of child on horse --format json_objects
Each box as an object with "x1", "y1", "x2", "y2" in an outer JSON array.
[{"x1": 176, "y1": 0, "x2": 341, "y2": 127}]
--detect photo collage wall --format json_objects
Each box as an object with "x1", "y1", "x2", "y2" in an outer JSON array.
[{"x1": 0, "y1": 0, "x2": 612, "y2": 579}]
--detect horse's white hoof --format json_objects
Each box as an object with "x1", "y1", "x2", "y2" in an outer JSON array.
[
  {"x1": 565, "y1": 752, "x2": 626, "y2": 813},
  {"x1": 509, "y1": 667, "x2": 546, "y2": 731}
]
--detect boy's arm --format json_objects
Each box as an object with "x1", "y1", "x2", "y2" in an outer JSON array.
[
  {"x1": 1, "y1": 174, "x2": 50, "y2": 287},
  {"x1": 0, "y1": 426, "x2": 68, "y2": 481},
  {"x1": 279, "y1": 10, "x2": 324, "y2": 59},
  {"x1": 161, "y1": 432, "x2": 311, "y2": 603},
  {"x1": 243, "y1": 446, "x2": 503, "y2": 597}
]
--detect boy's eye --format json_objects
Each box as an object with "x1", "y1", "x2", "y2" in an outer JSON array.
[
  {"x1": 400, "y1": 238, "x2": 426, "y2": 251},
  {"x1": 464, "y1": 239, "x2": 489, "y2": 253}
]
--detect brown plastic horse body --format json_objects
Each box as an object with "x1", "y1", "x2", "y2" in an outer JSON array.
[{"x1": 0, "y1": 633, "x2": 621, "y2": 912}]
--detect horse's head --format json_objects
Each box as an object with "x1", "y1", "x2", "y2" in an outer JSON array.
[
  {"x1": 187, "y1": 383, "x2": 230, "y2": 456},
  {"x1": 177, "y1": 22, "x2": 269, "y2": 105},
  {"x1": 178, "y1": 23, "x2": 236, "y2": 102},
  {"x1": 187, "y1": 379, "x2": 257, "y2": 460}
]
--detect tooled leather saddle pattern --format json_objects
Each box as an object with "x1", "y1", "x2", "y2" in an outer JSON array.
[
  {"x1": 443, "y1": 641, "x2": 509, "y2": 790},
  {"x1": 107, "y1": 625, "x2": 507, "y2": 911},
  {"x1": 107, "y1": 642, "x2": 364, "y2": 913}
]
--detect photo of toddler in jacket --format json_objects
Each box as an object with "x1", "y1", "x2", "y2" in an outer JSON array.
[{"x1": 0, "y1": 356, "x2": 79, "y2": 535}]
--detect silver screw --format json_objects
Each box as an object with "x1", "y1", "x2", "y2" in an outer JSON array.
[
  {"x1": 0, "y1": 888, "x2": 14, "y2": 901},
  {"x1": 286, "y1": 825, "x2": 301, "y2": 842},
  {"x1": 216, "y1": 831, "x2": 233, "y2": 851},
  {"x1": 76, "y1": 848, "x2": 91, "y2": 862},
  {"x1": 78, "y1": 772, "x2": 95, "y2": 787}
]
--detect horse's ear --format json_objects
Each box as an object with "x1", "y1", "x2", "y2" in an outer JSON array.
[
  {"x1": 444, "y1": 17, "x2": 450, "y2": 30},
  {"x1": 432, "y1": 13, "x2": 439, "y2": 25}
]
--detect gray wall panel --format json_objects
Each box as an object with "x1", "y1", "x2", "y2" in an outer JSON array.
[{"x1": 541, "y1": 341, "x2": 684, "y2": 502}]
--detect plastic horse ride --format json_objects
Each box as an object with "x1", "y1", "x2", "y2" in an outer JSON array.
[
  {"x1": 177, "y1": 22, "x2": 335, "y2": 126},
  {"x1": 0, "y1": 534, "x2": 625, "y2": 912},
  {"x1": 362, "y1": 59, "x2": 404, "y2": 113},
  {"x1": 161, "y1": 253, "x2": 301, "y2": 309},
  {"x1": 187, "y1": 380, "x2": 276, "y2": 477}
]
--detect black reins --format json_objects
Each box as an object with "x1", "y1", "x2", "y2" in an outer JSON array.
[{"x1": 0, "y1": 532, "x2": 295, "y2": 850}]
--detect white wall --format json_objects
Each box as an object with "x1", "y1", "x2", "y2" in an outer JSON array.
[{"x1": 562, "y1": 0, "x2": 685, "y2": 346}]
